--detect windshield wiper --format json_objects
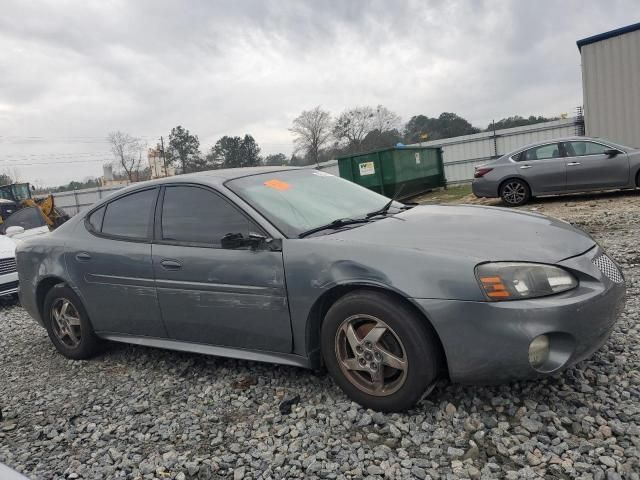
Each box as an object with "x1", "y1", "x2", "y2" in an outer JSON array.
[
  {"x1": 365, "y1": 183, "x2": 407, "y2": 219},
  {"x1": 298, "y1": 217, "x2": 370, "y2": 238}
]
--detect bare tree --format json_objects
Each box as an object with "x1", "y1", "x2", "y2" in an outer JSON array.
[
  {"x1": 289, "y1": 106, "x2": 332, "y2": 165},
  {"x1": 332, "y1": 106, "x2": 375, "y2": 150},
  {"x1": 107, "y1": 131, "x2": 142, "y2": 182},
  {"x1": 371, "y1": 105, "x2": 401, "y2": 133}
]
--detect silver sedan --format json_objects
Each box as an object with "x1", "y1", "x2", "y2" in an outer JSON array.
[
  {"x1": 17, "y1": 167, "x2": 626, "y2": 411},
  {"x1": 472, "y1": 136, "x2": 640, "y2": 206}
]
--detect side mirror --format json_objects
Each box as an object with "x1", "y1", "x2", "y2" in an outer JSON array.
[
  {"x1": 5, "y1": 226, "x2": 25, "y2": 238},
  {"x1": 247, "y1": 232, "x2": 268, "y2": 249},
  {"x1": 220, "y1": 232, "x2": 245, "y2": 249},
  {"x1": 604, "y1": 149, "x2": 619, "y2": 157},
  {"x1": 220, "y1": 232, "x2": 272, "y2": 250}
]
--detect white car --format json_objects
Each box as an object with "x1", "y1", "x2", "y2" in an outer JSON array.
[
  {"x1": 0, "y1": 234, "x2": 18, "y2": 296},
  {"x1": 0, "y1": 206, "x2": 51, "y2": 240},
  {"x1": 0, "y1": 206, "x2": 52, "y2": 297}
]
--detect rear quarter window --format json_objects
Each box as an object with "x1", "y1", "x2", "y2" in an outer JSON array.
[
  {"x1": 86, "y1": 206, "x2": 105, "y2": 232},
  {"x1": 100, "y1": 189, "x2": 157, "y2": 240}
]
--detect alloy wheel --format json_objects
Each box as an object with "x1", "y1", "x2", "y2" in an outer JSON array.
[
  {"x1": 51, "y1": 298, "x2": 82, "y2": 348},
  {"x1": 334, "y1": 314, "x2": 408, "y2": 396},
  {"x1": 502, "y1": 181, "x2": 527, "y2": 205}
]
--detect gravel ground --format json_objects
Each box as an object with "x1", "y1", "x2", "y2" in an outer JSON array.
[{"x1": 1, "y1": 190, "x2": 639, "y2": 480}]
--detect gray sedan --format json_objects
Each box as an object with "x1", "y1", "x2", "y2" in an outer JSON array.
[
  {"x1": 17, "y1": 167, "x2": 625, "y2": 411},
  {"x1": 472, "y1": 136, "x2": 640, "y2": 206}
]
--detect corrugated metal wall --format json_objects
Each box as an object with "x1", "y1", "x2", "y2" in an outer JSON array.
[
  {"x1": 52, "y1": 185, "x2": 125, "y2": 216},
  {"x1": 410, "y1": 118, "x2": 581, "y2": 184},
  {"x1": 581, "y1": 28, "x2": 640, "y2": 148}
]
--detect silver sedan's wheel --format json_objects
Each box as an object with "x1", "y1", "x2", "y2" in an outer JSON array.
[
  {"x1": 50, "y1": 298, "x2": 82, "y2": 348},
  {"x1": 501, "y1": 179, "x2": 530, "y2": 206},
  {"x1": 335, "y1": 314, "x2": 408, "y2": 396}
]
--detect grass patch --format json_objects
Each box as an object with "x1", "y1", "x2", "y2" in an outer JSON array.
[{"x1": 412, "y1": 184, "x2": 472, "y2": 204}]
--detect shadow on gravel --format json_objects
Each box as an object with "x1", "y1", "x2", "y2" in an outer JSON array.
[{"x1": 0, "y1": 294, "x2": 20, "y2": 310}]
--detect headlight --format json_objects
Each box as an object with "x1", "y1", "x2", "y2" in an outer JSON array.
[{"x1": 476, "y1": 262, "x2": 577, "y2": 301}]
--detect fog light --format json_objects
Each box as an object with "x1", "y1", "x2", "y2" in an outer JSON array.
[{"x1": 528, "y1": 335, "x2": 550, "y2": 369}]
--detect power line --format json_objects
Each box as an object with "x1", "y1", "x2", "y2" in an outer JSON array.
[
  {"x1": 1, "y1": 152, "x2": 112, "y2": 158},
  {"x1": 0, "y1": 159, "x2": 110, "y2": 167}
]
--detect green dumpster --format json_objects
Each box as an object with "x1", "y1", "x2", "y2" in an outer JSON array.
[{"x1": 337, "y1": 146, "x2": 446, "y2": 199}]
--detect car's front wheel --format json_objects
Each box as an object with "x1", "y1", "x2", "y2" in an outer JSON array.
[
  {"x1": 43, "y1": 284, "x2": 101, "y2": 360},
  {"x1": 321, "y1": 290, "x2": 440, "y2": 412},
  {"x1": 500, "y1": 178, "x2": 531, "y2": 206}
]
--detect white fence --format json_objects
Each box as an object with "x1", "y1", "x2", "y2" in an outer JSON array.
[
  {"x1": 52, "y1": 185, "x2": 126, "y2": 216},
  {"x1": 410, "y1": 117, "x2": 584, "y2": 184}
]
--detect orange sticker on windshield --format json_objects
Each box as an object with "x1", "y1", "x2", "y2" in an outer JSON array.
[{"x1": 264, "y1": 179, "x2": 291, "y2": 191}]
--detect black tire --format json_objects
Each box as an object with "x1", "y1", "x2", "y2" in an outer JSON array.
[
  {"x1": 500, "y1": 178, "x2": 531, "y2": 207},
  {"x1": 43, "y1": 284, "x2": 100, "y2": 360},
  {"x1": 321, "y1": 290, "x2": 440, "y2": 412}
]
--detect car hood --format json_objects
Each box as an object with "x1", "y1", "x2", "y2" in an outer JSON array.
[{"x1": 328, "y1": 204, "x2": 595, "y2": 264}]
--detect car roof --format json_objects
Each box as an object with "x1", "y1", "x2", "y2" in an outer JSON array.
[
  {"x1": 502, "y1": 136, "x2": 627, "y2": 158},
  {"x1": 172, "y1": 166, "x2": 300, "y2": 182},
  {"x1": 108, "y1": 166, "x2": 302, "y2": 197}
]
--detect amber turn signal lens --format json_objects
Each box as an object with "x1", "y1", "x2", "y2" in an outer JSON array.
[{"x1": 479, "y1": 276, "x2": 511, "y2": 299}]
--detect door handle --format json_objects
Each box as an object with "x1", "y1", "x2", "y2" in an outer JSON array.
[
  {"x1": 567, "y1": 162, "x2": 581, "y2": 166},
  {"x1": 160, "y1": 259, "x2": 182, "y2": 270},
  {"x1": 519, "y1": 165, "x2": 532, "y2": 169},
  {"x1": 75, "y1": 252, "x2": 91, "y2": 262}
]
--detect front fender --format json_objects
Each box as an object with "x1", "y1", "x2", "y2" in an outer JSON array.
[{"x1": 282, "y1": 238, "x2": 482, "y2": 357}]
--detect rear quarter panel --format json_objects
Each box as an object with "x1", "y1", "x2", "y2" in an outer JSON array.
[{"x1": 16, "y1": 221, "x2": 76, "y2": 326}]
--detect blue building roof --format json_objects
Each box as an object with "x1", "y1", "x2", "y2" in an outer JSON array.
[{"x1": 577, "y1": 22, "x2": 640, "y2": 50}]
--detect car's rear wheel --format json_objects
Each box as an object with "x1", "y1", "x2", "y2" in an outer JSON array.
[
  {"x1": 43, "y1": 285, "x2": 100, "y2": 360},
  {"x1": 321, "y1": 290, "x2": 439, "y2": 412},
  {"x1": 500, "y1": 178, "x2": 531, "y2": 206}
]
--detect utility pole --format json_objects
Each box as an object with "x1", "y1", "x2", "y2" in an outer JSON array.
[
  {"x1": 491, "y1": 120, "x2": 498, "y2": 158},
  {"x1": 160, "y1": 136, "x2": 168, "y2": 177}
]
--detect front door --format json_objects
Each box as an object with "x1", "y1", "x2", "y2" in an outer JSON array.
[
  {"x1": 515, "y1": 143, "x2": 566, "y2": 193},
  {"x1": 562, "y1": 141, "x2": 629, "y2": 190},
  {"x1": 152, "y1": 184, "x2": 291, "y2": 353},
  {"x1": 65, "y1": 187, "x2": 166, "y2": 337}
]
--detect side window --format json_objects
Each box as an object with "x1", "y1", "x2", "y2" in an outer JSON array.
[
  {"x1": 0, "y1": 207, "x2": 46, "y2": 234},
  {"x1": 161, "y1": 186, "x2": 251, "y2": 245},
  {"x1": 101, "y1": 189, "x2": 156, "y2": 240},
  {"x1": 566, "y1": 141, "x2": 610, "y2": 157},
  {"x1": 522, "y1": 144, "x2": 561, "y2": 161},
  {"x1": 87, "y1": 206, "x2": 105, "y2": 232}
]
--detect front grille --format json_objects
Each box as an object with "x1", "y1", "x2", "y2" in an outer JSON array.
[
  {"x1": 593, "y1": 254, "x2": 624, "y2": 284},
  {"x1": 0, "y1": 280, "x2": 18, "y2": 294},
  {"x1": 0, "y1": 257, "x2": 16, "y2": 275}
]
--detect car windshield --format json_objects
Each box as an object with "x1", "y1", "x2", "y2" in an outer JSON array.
[{"x1": 226, "y1": 169, "x2": 394, "y2": 238}]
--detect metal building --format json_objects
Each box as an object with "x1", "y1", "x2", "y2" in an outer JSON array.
[{"x1": 577, "y1": 22, "x2": 640, "y2": 148}]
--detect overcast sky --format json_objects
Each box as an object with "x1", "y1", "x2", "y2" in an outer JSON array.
[{"x1": 0, "y1": 0, "x2": 635, "y2": 187}]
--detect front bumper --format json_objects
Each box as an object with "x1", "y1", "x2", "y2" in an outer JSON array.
[
  {"x1": 0, "y1": 271, "x2": 19, "y2": 296},
  {"x1": 414, "y1": 247, "x2": 626, "y2": 384}
]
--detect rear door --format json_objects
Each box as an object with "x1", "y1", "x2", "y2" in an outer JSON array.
[
  {"x1": 514, "y1": 143, "x2": 566, "y2": 193},
  {"x1": 562, "y1": 141, "x2": 629, "y2": 190},
  {"x1": 65, "y1": 187, "x2": 166, "y2": 337},
  {"x1": 152, "y1": 184, "x2": 291, "y2": 352}
]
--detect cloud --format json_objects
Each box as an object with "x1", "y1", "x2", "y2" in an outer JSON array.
[{"x1": 0, "y1": 0, "x2": 635, "y2": 185}]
